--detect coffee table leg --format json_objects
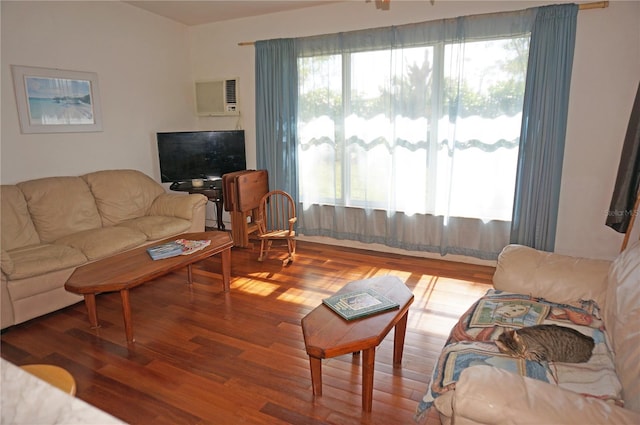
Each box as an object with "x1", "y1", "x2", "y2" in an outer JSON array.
[
  {"x1": 84, "y1": 294, "x2": 100, "y2": 329},
  {"x1": 309, "y1": 356, "x2": 323, "y2": 396},
  {"x1": 393, "y1": 311, "x2": 409, "y2": 366},
  {"x1": 120, "y1": 288, "x2": 135, "y2": 343},
  {"x1": 220, "y1": 247, "x2": 231, "y2": 292},
  {"x1": 362, "y1": 347, "x2": 375, "y2": 412}
]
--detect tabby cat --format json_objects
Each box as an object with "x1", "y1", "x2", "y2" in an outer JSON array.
[{"x1": 495, "y1": 324, "x2": 594, "y2": 363}]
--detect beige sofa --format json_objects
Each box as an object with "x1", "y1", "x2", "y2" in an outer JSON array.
[
  {"x1": 416, "y1": 241, "x2": 640, "y2": 424},
  {"x1": 1, "y1": 169, "x2": 208, "y2": 330}
]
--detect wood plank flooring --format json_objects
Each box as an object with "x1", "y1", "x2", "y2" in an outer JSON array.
[{"x1": 1, "y1": 239, "x2": 494, "y2": 425}]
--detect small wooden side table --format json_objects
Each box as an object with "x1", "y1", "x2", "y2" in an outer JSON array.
[
  {"x1": 301, "y1": 276, "x2": 414, "y2": 412},
  {"x1": 21, "y1": 364, "x2": 77, "y2": 395}
]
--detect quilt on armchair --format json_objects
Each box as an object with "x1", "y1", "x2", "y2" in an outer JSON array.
[{"x1": 415, "y1": 289, "x2": 622, "y2": 421}]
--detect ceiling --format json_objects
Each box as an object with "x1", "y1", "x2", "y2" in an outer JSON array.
[{"x1": 124, "y1": 1, "x2": 344, "y2": 26}]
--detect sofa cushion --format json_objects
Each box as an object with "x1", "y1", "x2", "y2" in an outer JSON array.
[
  {"x1": 1, "y1": 250, "x2": 15, "y2": 275},
  {"x1": 450, "y1": 365, "x2": 640, "y2": 425},
  {"x1": 55, "y1": 227, "x2": 147, "y2": 261},
  {"x1": 117, "y1": 216, "x2": 192, "y2": 240},
  {"x1": 4, "y1": 244, "x2": 87, "y2": 280},
  {"x1": 17, "y1": 177, "x2": 102, "y2": 243},
  {"x1": 82, "y1": 169, "x2": 165, "y2": 226},
  {"x1": 148, "y1": 193, "x2": 208, "y2": 221},
  {"x1": 1, "y1": 185, "x2": 41, "y2": 250},
  {"x1": 416, "y1": 289, "x2": 622, "y2": 421},
  {"x1": 604, "y1": 239, "x2": 640, "y2": 412},
  {"x1": 493, "y1": 244, "x2": 611, "y2": 307}
]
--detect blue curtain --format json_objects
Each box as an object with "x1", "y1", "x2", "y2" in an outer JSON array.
[
  {"x1": 255, "y1": 39, "x2": 299, "y2": 201},
  {"x1": 510, "y1": 4, "x2": 578, "y2": 251}
]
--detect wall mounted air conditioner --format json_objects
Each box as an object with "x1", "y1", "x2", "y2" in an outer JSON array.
[{"x1": 195, "y1": 78, "x2": 239, "y2": 116}]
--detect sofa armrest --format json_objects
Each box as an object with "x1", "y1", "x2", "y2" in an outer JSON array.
[
  {"x1": 148, "y1": 193, "x2": 208, "y2": 221},
  {"x1": 493, "y1": 244, "x2": 611, "y2": 306},
  {"x1": 449, "y1": 365, "x2": 639, "y2": 425},
  {"x1": 1, "y1": 249, "x2": 14, "y2": 276}
]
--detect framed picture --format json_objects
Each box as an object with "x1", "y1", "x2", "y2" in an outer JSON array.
[{"x1": 11, "y1": 65, "x2": 103, "y2": 134}]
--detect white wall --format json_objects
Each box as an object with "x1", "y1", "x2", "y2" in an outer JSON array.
[
  {"x1": 188, "y1": 0, "x2": 640, "y2": 261},
  {"x1": 0, "y1": 1, "x2": 197, "y2": 184},
  {"x1": 557, "y1": 1, "x2": 640, "y2": 259}
]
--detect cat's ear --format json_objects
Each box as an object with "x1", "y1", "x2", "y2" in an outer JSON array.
[{"x1": 513, "y1": 330, "x2": 522, "y2": 343}]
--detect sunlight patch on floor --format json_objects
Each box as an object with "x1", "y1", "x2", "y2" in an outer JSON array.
[
  {"x1": 240, "y1": 271, "x2": 279, "y2": 279},
  {"x1": 277, "y1": 287, "x2": 323, "y2": 307},
  {"x1": 231, "y1": 278, "x2": 279, "y2": 296}
]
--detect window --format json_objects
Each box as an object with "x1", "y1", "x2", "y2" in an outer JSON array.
[
  {"x1": 257, "y1": 6, "x2": 574, "y2": 257},
  {"x1": 297, "y1": 36, "x2": 529, "y2": 223}
]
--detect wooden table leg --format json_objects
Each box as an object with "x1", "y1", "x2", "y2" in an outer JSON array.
[
  {"x1": 120, "y1": 288, "x2": 135, "y2": 343},
  {"x1": 83, "y1": 294, "x2": 100, "y2": 329},
  {"x1": 220, "y1": 247, "x2": 231, "y2": 292},
  {"x1": 362, "y1": 347, "x2": 375, "y2": 412},
  {"x1": 309, "y1": 356, "x2": 323, "y2": 396},
  {"x1": 393, "y1": 311, "x2": 409, "y2": 366},
  {"x1": 215, "y1": 200, "x2": 225, "y2": 231}
]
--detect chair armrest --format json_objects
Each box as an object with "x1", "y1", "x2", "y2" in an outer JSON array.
[
  {"x1": 493, "y1": 244, "x2": 611, "y2": 306},
  {"x1": 148, "y1": 193, "x2": 208, "y2": 221},
  {"x1": 450, "y1": 365, "x2": 639, "y2": 425},
  {"x1": 1, "y1": 249, "x2": 14, "y2": 276}
]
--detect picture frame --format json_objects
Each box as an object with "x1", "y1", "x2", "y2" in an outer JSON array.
[{"x1": 11, "y1": 65, "x2": 103, "y2": 134}]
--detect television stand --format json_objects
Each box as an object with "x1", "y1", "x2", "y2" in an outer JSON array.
[{"x1": 170, "y1": 180, "x2": 225, "y2": 230}]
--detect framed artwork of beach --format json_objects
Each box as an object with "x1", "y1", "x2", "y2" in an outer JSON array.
[{"x1": 11, "y1": 65, "x2": 103, "y2": 134}]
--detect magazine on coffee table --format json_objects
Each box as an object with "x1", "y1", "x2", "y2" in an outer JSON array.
[
  {"x1": 322, "y1": 288, "x2": 399, "y2": 320},
  {"x1": 147, "y1": 239, "x2": 211, "y2": 260}
]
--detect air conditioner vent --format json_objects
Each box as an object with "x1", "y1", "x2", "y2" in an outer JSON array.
[{"x1": 225, "y1": 79, "x2": 237, "y2": 104}]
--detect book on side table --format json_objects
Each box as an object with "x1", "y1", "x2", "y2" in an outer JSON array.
[
  {"x1": 322, "y1": 288, "x2": 399, "y2": 320},
  {"x1": 146, "y1": 239, "x2": 211, "y2": 260}
]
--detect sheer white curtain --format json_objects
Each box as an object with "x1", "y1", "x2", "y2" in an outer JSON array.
[{"x1": 296, "y1": 11, "x2": 534, "y2": 259}]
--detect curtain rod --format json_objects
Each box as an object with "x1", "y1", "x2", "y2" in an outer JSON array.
[
  {"x1": 237, "y1": 1, "x2": 608, "y2": 46},
  {"x1": 578, "y1": 0, "x2": 609, "y2": 10}
]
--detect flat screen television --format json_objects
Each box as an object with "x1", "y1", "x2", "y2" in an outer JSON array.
[{"x1": 157, "y1": 130, "x2": 246, "y2": 183}]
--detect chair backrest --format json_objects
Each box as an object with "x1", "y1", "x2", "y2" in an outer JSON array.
[{"x1": 258, "y1": 190, "x2": 296, "y2": 234}]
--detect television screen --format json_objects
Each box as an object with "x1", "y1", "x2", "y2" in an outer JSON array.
[{"x1": 157, "y1": 130, "x2": 246, "y2": 183}]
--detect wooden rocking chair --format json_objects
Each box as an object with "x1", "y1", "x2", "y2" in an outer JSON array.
[{"x1": 256, "y1": 190, "x2": 297, "y2": 265}]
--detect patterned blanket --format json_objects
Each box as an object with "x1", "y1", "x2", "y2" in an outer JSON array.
[{"x1": 415, "y1": 289, "x2": 622, "y2": 422}]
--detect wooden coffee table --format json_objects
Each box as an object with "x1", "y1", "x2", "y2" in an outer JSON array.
[
  {"x1": 301, "y1": 276, "x2": 414, "y2": 412},
  {"x1": 65, "y1": 231, "x2": 233, "y2": 343}
]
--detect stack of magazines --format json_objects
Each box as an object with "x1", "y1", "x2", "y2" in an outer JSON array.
[{"x1": 146, "y1": 239, "x2": 211, "y2": 260}]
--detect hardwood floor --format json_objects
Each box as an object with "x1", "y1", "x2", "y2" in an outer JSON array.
[{"x1": 1, "y1": 239, "x2": 494, "y2": 425}]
